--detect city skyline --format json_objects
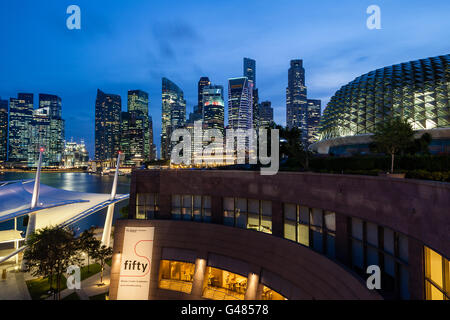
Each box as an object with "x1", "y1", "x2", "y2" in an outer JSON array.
[{"x1": 1, "y1": 1, "x2": 450, "y2": 156}]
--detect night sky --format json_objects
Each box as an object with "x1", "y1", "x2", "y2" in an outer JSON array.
[{"x1": 1, "y1": 0, "x2": 449, "y2": 158}]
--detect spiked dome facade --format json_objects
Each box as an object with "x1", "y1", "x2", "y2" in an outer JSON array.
[{"x1": 319, "y1": 54, "x2": 450, "y2": 140}]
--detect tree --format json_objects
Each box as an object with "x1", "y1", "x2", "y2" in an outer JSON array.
[
  {"x1": 275, "y1": 124, "x2": 311, "y2": 170},
  {"x1": 24, "y1": 226, "x2": 83, "y2": 300},
  {"x1": 78, "y1": 227, "x2": 99, "y2": 273},
  {"x1": 92, "y1": 245, "x2": 113, "y2": 285},
  {"x1": 373, "y1": 117, "x2": 415, "y2": 173}
]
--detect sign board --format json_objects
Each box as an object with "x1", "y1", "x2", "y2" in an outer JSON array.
[{"x1": 117, "y1": 226, "x2": 154, "y2": 300}]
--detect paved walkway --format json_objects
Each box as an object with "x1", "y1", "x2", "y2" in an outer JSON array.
[
  {"x1": 51, "y1": 264, "x2": 111, "y2": 300},
  {"x1": 0, "y1": 271, "x2": 32, "y2": 300}
]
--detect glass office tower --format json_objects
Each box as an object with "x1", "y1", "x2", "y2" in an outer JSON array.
[
  {"x1": 228, "y1": 77, "x2": 253, "y2": 130},
  {"x1": 286, "y1": 60, "x2": 308, "y2": 144},
  {"x1": 0, "y1": 99, "x2": 7, "y2": 162},
  {"x1": 258, "y1": 101, "x2": 274, "y2": 129},
  {"x1": 203, "y1": 85, "x2": 225, "y2": 132},
  {"x1": 8, "y1": 93, "x2": 33, "y2": 164},
  {"x1": 161, "y1": 77, "x2": 186, "y2": 160},
  {"x1": 95, "y1": 89, "x2": 121, "y2": 161}
]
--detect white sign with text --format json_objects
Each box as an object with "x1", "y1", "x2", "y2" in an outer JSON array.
[{"x1": 117, "y1": 227, "x2": 154, "y2": 300}]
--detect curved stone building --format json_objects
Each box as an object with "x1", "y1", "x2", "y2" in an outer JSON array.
[
  {"x1": 109, "y1": 170, "x2": 450, "y2": 300},
  {"x1": 313, "y1": 54, "x2": 450, "y2": 155}
]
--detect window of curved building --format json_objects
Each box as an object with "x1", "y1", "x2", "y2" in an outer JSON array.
[
  {"x1": 261, "y1": 286, "x2": 287, "y2": 300},
  {"x1": 283, "y1": 203, "x2": 335, "y2": 258},
  {"x1": 202, "y1": 267, "x2": 248, "y2": 300},
  {"x1": 171, "y1": 194, "x2": 212, "y2": 222},
  {"x1": 136, "y1": 193, "x2": 159, "y2": 219},
  {"x1": 349, "y1": 218, "x2": 410, "y2": 299},
  {"x1": 223, "y1": 197, "x2": 272, "y2": 234},
  {"x1": 424, "y1": 247, "x2": 449, "y2": 300},
  {"x1": 158, "y1": 260, "x2": 195, "y2": 294}
]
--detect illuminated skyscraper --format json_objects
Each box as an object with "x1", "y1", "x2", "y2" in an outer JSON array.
[
  {"x1": 121, "y1": 90, "x2": 151, "y2": 165},
  {"x1": 38, "y1": 94, "x2": 65, "y2": 166},
  {"x1": 148, "y1": 115, "x2": 157, "y2": 161},
  {"x1": 161, "y1": 77, "x2": 186, "y2": 160},
  {"x1": 95, "y1": 89, "x2": 121, "y2": 161},
  {"x1": 197, "y1": 77, "x2": 211, "y2": 116},
  {"x1": 258, "y1": 101, "x2": 274, "y2": 129},
  {"x1": 228, "y1": 77, "x2": 253, "y2": 130},
  {"x1": 243, "y1": 58, "x2": 256, "y2": 84},
  {"x1": 8, "y1": 93, "x2": 33, "y2": 164},
  {"x1": 29, "y1": 107, "x2": 51, "y2": 166},
  {"x1": 203, "y1": 85, "x2": 224, "y2": 131},
  {"x1": 243, "y1": 58, "x2": 259, "y2": 129},
  {"x1": 0, "y1": 99, "x2": 8, "y2": 162},
  {"x1": 306, "y1": 99, "x2": 321, "y2": 145},
  {"x1": 286, "y1": 60, "x2": 308, "y2": 143}
]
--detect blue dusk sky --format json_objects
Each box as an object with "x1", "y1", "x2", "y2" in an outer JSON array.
[{"x1": 1, "y1": 0, "x2": 449, "y2": 157}]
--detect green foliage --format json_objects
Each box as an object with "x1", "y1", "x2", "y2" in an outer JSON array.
[
  {"x1": 119, "y1": 205, "x2": 129, "y2": 219},
  {"x1": 24, "y1": 226, "x2": 82, "y2": 300},
  {"x1": 373, "y1": 117, "x2": 415, "y2": 155}
]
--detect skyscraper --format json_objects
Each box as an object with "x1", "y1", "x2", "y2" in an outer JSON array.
[
  {"x1": 306, "y1": 99, "x2": 321, "y2": 145},
  {"x1": 8, "y1": 93, "x2": 33, "y2": 164},
  {"x1": 243, "y1": 58, "x2": 259, "y2": 129},
  {"x1": 197, "y1": 77, "x2": 211, "y2": 116},
  {"x1": 258, "y1": 101, "x2": 274, "y2": 129},
  {"x1": 228, "y1": 77, "x2": 253, "y2": 130},
  {"x1": 161, "y1": 78, "x2": 186, "y2": 160},
  {"x1": 121, "y1": 90, "x2": 151, "y2": 165},
  {"x1": 286, "y1": 59, "x2": 308, "y2": 144},
  {"x1": 95, "y1": 89, "x2": 121, "y2": 161},
  {"x1": 203, "y1": 85, "x2": 225, "y2": 131},
  {"x1": 29, "y1": 107, "x2": 51, "y2": 166},
  {"x1": 38, "y1": 94, "x2": 64, "y2": 166},
  {"x1": 0, "y1": 99, "x2": 8, "y2": 162},
  {"x1": 148, "y1": 115, "x2": 157, "y2": 161},
  {"x1": 243, "y1": 58, "x2": 256, "y2": 84}
]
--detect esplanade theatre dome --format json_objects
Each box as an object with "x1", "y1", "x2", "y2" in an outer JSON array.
[{"x1": 315, "y1": 54, "x2": 450, "y2": 154}]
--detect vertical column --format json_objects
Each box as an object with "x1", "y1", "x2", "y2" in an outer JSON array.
[
  {"x1": 408, "y1": 238, "x2": 424, "y2": 300},
  {"x1": 244, "y1": 272, "x2": 260, "y2": 300},
  {"x1": 271, "y1": 201, "x2": 283, "y2": 238},
  {"x1": 335, "y1": 213, "x2": 350, "y2": 266},
  {"x1": 190, "y1": 258, "x2": 207, "y2": 299},
  {"x1": 101, "y1": 152, "x2": 122, "y2": 247},
  {"x1": 211, "y1": 196, "x2": 223, "y2": 225}
]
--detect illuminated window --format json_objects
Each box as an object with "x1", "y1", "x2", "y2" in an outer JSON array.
[
  {"x1": 283, "y1": 204, "x2": 335, "y2": 258},
  {"x1": 171, "y1": 195, "x2": 211, "y2": 222},
  {"x1": 202, "y1": 267, "x2": 247, "y2": 300},
  {"x1": 223, "y1": 198, "x2": 272, "y2": 234},
  {"x1": 424, "y1": 246, "x2": 449, "y2": 300},
  {"x1": 261, "y1": 286, "x2": 287, "y2": 300},
  {"x1": 158, "y1": 260, "x2": 195, "y2": 294},
  {"x1": 136, "y1": 193, "x2": 159, "y2": 219}
]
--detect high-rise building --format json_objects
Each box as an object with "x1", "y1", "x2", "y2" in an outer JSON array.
[
  {"x1": 286, "y1": 59, "x2": 308, "y2": 143},
  {"x1": 197, "y1": 77, "x2": 211, "y2": 116},
  {"x1": 203, "y1": 85, "x2": 225, "y2": 132},
  {"x1": 29, "y1": 107, "x2": 52, "y2": 166},
  {"x1": 306, "y1": 99, "x2": 321, "y2": 145},
  {"x1": 243, "y1": 58, "x2": 259, "y2": 129},
  {"x1": 0, "y1": 99, "x2": 8, "y2": 162},
  {"x1": 243, "y1": 58, "x2": 256, "y2": 84},
  {"x1": 148, "y1": 115, "x2": 157, "y2": 161},
  {"x1": 161, "y1": 78, "x2": 186, "y2": 160},
  {"x1": 258, "y1": 101, "x2": 274, "y2": 129},
  {"x1": 121, "y1": 90, "x2": 151, "y2": 165},
  {"x1": 62, "y1": 139, "x2": 89, "y2": 168},
  {"x1": 8, "y1": 93, "x2": 33, "y2": 164},
  {"x1": 228, "y1": 77, "x2": 253, "y2": 130},
  {"x1": 38, "y1": 94, "x2": 65, "y2": 166},
  {"x1": 95, "y1": 89, "x2": 121, "y2": 161}
]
